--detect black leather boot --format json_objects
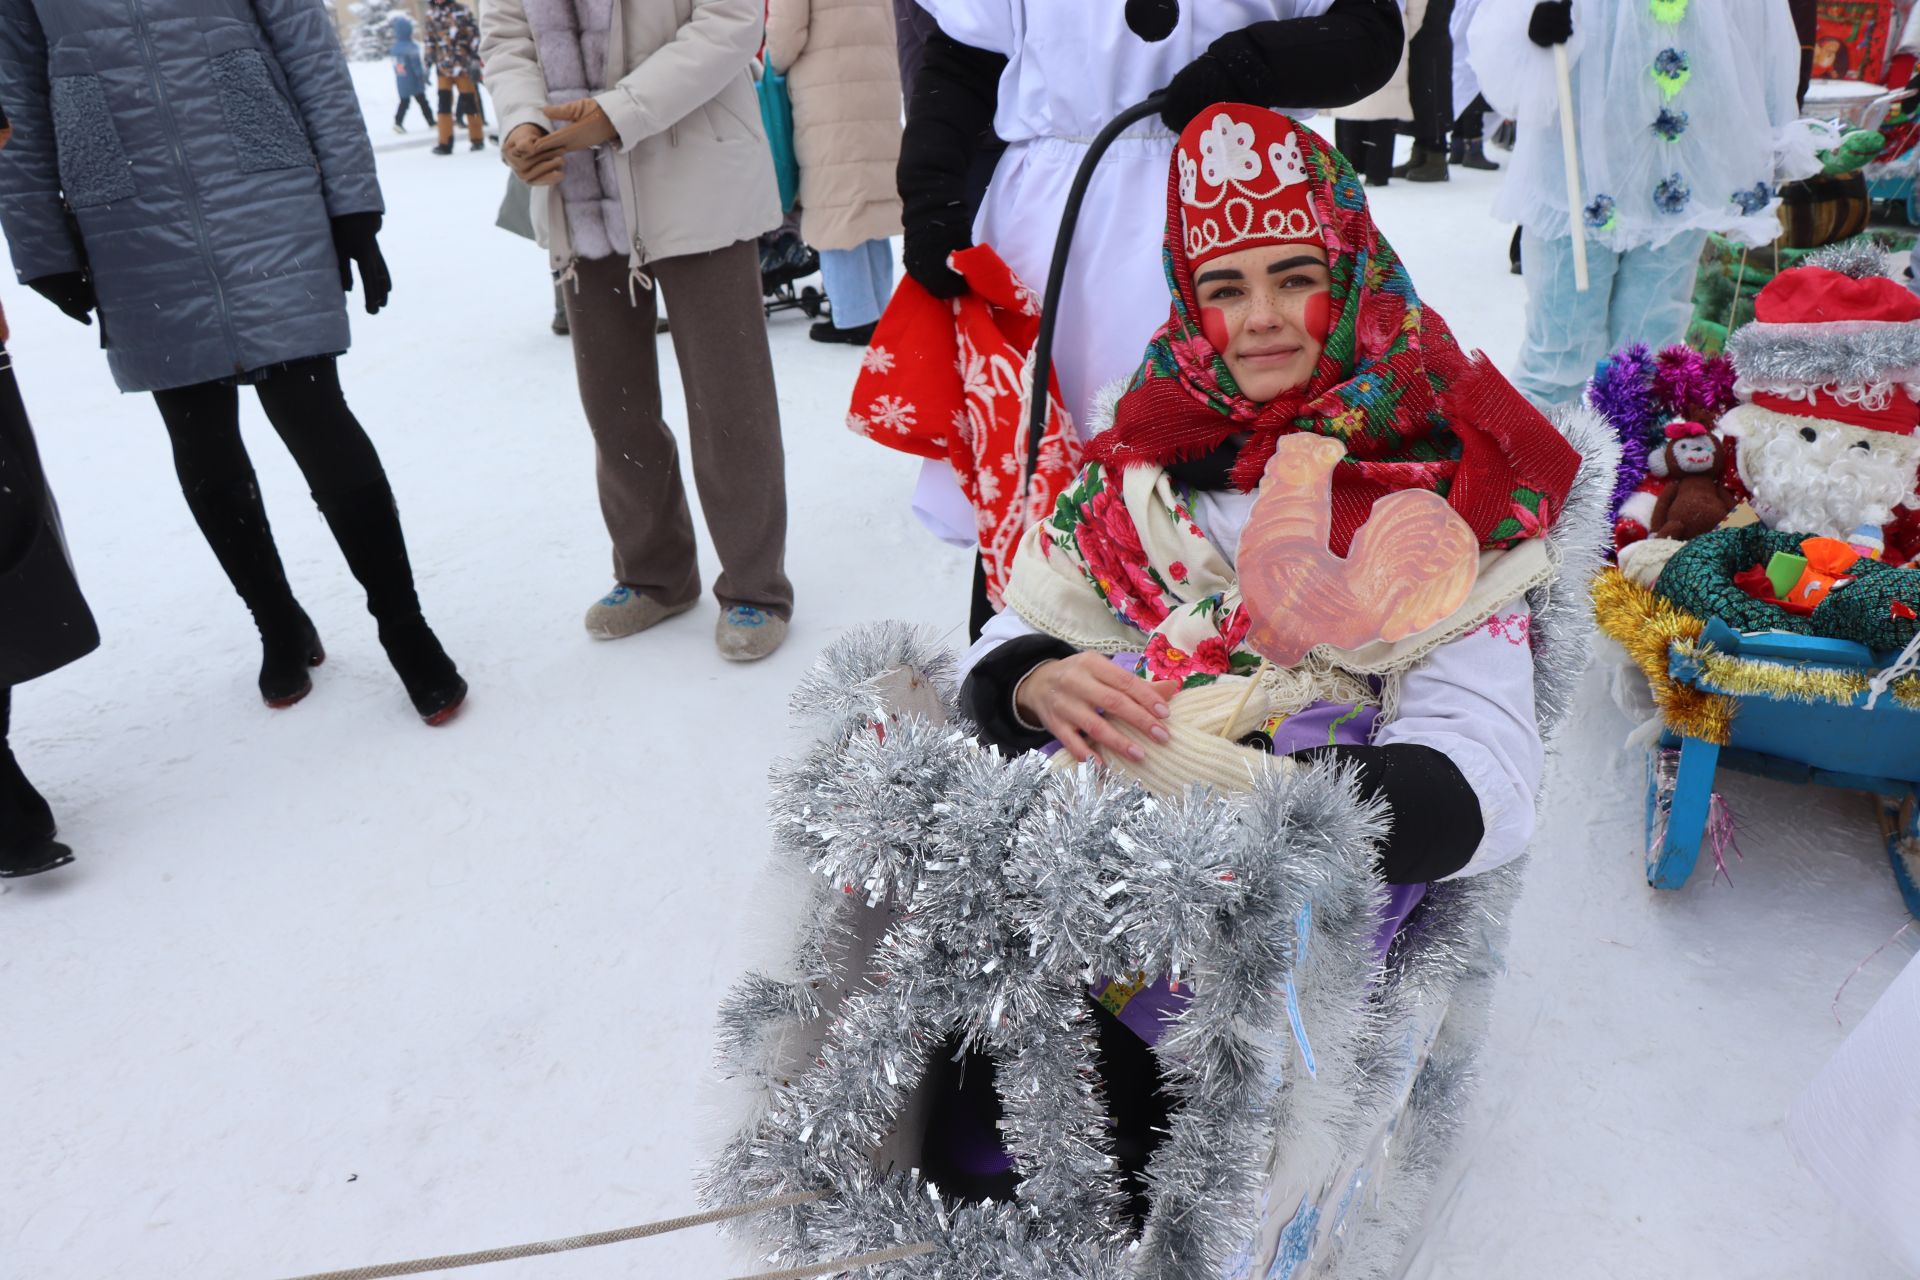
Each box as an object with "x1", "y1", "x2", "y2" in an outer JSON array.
[
  {"x1": 254, "y1": 604, "x2": 326, "y2": 709},
  {"x1": 1, "y1": 693, "x2": 71, "y2": 879},
  {"x1": 313, "y1": 483, "x2": 466, "y2": 725},
  {"x1": 178, "y1": 475, "x2": 325, "y2": 708}
]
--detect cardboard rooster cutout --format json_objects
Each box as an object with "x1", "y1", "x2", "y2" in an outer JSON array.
[{"x1": 1240, "y1": 436, "x2": 1481, "y2": 665}]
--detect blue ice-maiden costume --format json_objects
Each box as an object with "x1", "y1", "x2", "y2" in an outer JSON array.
[{"x1": 1469, "y1": 0, "x2": 1815, "y2": 408}]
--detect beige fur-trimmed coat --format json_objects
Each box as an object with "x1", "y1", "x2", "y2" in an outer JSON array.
[{"x1": 766, "y1": 0, "x2": 904, "y2": 251}]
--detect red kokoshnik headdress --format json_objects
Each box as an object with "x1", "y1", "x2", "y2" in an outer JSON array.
[{"x1": 1089, "y1": 105, "x2": 1581, "y2": 554}]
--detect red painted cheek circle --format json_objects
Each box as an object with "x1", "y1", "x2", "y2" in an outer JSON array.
[
  {"x1": 1304, "y1": 291, "x2": 1332, "y2": 343},
  {"x1": 1200, "y1": 306, "x2": 1230, "y2": 351}
]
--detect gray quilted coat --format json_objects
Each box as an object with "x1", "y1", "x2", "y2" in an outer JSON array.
[{"x1": 0, "y1": 0, "x2": 382, "y2": 394}]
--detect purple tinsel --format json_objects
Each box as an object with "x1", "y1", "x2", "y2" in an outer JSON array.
[
  {"x1": 1590, "y1": 343, "x2": 1740, "y2": 542},
  {"x1": 1589, "y1": 343, "x2": 1660, "y2": 526},
  {"x1": 1650, "y1": 345, "x2": 1738, "y2": 421}
]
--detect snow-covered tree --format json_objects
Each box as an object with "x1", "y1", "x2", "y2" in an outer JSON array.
[{"x1": 346, "y1": 0, "x2": 401, "y2": 61}]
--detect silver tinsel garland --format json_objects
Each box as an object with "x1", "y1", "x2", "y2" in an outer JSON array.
[
  {"x1": 1728, "y1": 238, "x2": 1920, "y2": 392},
  {"x1": 702, "y1": 407, "x2": 1617, "y2": 1279},
  {"x1": 1806, "y1": 235, "x2": 1890, "y2": 281}
]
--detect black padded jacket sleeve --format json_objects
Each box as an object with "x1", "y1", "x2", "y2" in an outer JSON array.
[
  {"x1": 1160, "y1": 0, "x2": 1407, "y2": 131},
  {"x1": 960, "y1": 634, "x2": 1080, "y2": 754},
  {"x1": 897, "y1": 30, "x2": 1007, "y2": 296},
  {"x1": 1289, "y1": 743, "x2": 1485, "y2": 884}
]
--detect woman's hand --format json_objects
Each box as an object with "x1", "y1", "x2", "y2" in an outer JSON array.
[
  {"x1": 531, "y1": 98, "x2": 620, "y2": 159},
  {"x1": 1015, "y1": 654, "x2": 1180, "y2": 765},
  {"x1": 503, "y1": 124, "x2": 563, "y2": 186}
]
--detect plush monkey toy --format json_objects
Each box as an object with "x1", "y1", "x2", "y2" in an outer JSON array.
[{"x1": 1648, "y1": 421, "x2": 1737, "y2": 541}]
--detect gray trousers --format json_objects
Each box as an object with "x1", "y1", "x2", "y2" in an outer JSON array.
[{"x1": 564, "y1": 243, "x2": 793, "y2": 619}]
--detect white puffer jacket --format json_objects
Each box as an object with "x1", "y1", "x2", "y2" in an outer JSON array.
[{"x1": 480, "y1": 0, "x2": 781, "y2": 274}]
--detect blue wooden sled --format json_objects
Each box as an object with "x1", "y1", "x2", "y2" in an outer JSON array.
[{"x1": 1644, "y1": 619, "x2": 1920, "y2": 919}]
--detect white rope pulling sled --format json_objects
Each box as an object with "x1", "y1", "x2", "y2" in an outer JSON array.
[{"x1": 276, "y1": 1190, "x2": 935, "y2": 1280}]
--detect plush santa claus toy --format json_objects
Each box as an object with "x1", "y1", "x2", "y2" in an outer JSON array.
[{"x1": 1721, "y1": 249, "x2": 1920, "y2": 565}]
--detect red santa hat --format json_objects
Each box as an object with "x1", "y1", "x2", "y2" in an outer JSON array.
[
  {"x1": 1175, "y1": 104, "x2": 1323, "y2": 272},
  {"x1": 1727, "y1": 262, "x2": 1920, "y2": 436}
]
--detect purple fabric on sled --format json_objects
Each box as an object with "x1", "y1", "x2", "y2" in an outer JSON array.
[
  {"x1": 1089, "y1": 881, "x2": 1427, "y2": 1049},
  {"x1": 1084, "y1": 691, "x2": 1427, "y2": 1047}
]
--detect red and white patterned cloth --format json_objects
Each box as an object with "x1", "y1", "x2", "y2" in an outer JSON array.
[{"x1": 846, "y1": 244, "x2": 1081, "y2": 607}]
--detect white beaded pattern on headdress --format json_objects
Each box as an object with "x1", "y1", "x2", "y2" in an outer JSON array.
[{"x1": 1179, "y1": 112, "x2": 1320, "y2": 262}]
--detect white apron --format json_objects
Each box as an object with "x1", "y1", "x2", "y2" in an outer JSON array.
[{"x1": 910, "y1": 0, "x2": 1345, "y2": 545}]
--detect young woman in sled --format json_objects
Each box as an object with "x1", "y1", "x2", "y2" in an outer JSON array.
[
  {"x1": 928, "y1": 104, "x2": 1583, "y2": 1216},
  {"x1": 899, "y1": 0, "x2": 1407, "y2": 635}
]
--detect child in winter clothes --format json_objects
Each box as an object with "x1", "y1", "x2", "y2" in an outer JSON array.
[
  {"x1": 929, "y1": 104, "x2": 1583, "y2": 1211},
  {"x1": 425, "y1": 0, "x2": 486, "y2": 154},
  {"x1": 1470, "y1": 0, "x2": 1810, "y2": 408},
  {"x1": 390, "y1": 14, "x2": 432, "y2": 134}
]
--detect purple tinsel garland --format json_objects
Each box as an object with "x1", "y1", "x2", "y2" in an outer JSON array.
[
  {"x1": 1588, "y1": 343, "x2": 1739, "y2": 539},
  {"x1": 1650, "y1": 345, "x2": 1738, "y2": 422},
  {"x1": 1590, "y1": 343, "x2": 1659, "y2": 526}
]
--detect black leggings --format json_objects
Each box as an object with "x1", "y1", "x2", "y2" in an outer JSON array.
[
  {"x1": 395, "y1": 93, "x2": 433, "y2": 127},
  {"x1": 1408, "y1": 0, "x2": 1456, "y2": 150},
  {"x1": 1333, "y1": 118, "x2": 1398, "y2": 185},
  {"x1": 152, "y1": 358, "x2": 386, "y2": 508},
  {"x1": 150, "y1": 357, "x2": 416, "y2": 629},
  {"x1": 1455, "y1": 92, "x2": 1491, "y2": 143}
]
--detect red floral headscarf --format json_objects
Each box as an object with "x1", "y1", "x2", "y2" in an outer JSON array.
[{"x1": 1089, "y1": 105, "x2": 1580, "y2": 555}]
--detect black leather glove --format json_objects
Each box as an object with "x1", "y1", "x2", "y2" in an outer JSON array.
[
  {"x1": 27, "y1": 271, "x2": 95, "y2": 326},
  {"x1": 331, "y1": 212, "x2": 392, "y2": 315},
  {"x1": 1528, "y1": 0, "x2": 1573, "y2": 47},
  {"x1": 902, "y1": 210, "x2": 973, "y2": 300}
]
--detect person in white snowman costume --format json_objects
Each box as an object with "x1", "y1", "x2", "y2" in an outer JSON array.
[{"x1": 896, "y1": 0, "x2": 1408, "y2": 637}]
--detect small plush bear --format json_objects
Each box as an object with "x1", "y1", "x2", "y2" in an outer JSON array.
[{"x1": 1649, "y1": 421, "x2": 1737, "y2": 541}]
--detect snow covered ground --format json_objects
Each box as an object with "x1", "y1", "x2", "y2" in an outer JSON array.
[{"x1": 5, "y1": 108, "x2": 1919, "y2": 1279}]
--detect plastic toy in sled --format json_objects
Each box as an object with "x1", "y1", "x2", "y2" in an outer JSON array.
[
  {"x1": 1643, "y1": 618, "x2": 1920, "y2": 918},
  {"x1": 702, "y1": 100, "x2": 1620, "y2": 1279}
]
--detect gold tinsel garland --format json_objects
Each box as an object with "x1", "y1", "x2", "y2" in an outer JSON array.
[
  {"x1": 1591, "y1": 569, "x2": 1920, "y2": 745},
  {"x1": 1672, "y1": 642, "x2": 1920, "y2": 712},
  {"x1": 1591, "y1": 568, "x2": 1734, "y2": 744}
]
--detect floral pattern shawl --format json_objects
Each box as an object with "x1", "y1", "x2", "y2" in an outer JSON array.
[
  {"x1": 1007, "y1": 458, "x2": 1557, "y2": 689},
  {"x1": 1089, "y1": 111, "x2": 1581, "y2": 558}
]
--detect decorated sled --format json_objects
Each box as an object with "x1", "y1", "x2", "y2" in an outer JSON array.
[
  {"x1": 1603, "y1": 242, "x2": 1920, "y2": 921},
  {"x1": 701, "y1": 396, "x2": 1616, "y2": 1279},
  {"x1": 1597, "y1": 563, "x2": 1920, "y2": 919}
]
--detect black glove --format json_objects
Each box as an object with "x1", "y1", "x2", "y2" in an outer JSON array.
[
  {"x1": 902, "y1": 209, "x2": 973, "y2": 300},
  {"x1": 1285, "y1": 743, "x2": 1485, "y2": 883},
  {"x1": 1528, "y1": 0, "x2": 1573, "y2": 47},
  {"x1": 27, "y1": 271, "x2": 95, "y2": 326},
  {"x1": 899, "y1": 31, "x2": 1004, "y2": 301},
  {"x1": 1158, "y1": 1, "x2": 1408, "y2": 132},
  {"x1": 331, "y1": 212, "x2": 392, "y2": 315},
  {"x1": 1160, "y1": 49, "x2": 1235, "y2": 132}
]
